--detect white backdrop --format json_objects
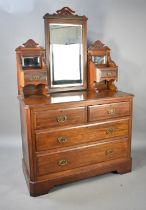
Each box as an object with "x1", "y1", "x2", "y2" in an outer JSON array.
[{"x1": 0, "y1": 0, "x2": 145, "y2": 144}]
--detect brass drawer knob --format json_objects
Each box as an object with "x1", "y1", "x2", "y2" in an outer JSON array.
[
  {"x1": 106, "y1": 128, "x2": 114, "y2": 135},
  {"x1": 58, "y1": 159, "x2": 68, "y2": 166},
  {"x1": 57, "y1": 136, "x2": 67, "y2": 144},
  {"x1": 107, "y1": 108, "x2": 116, "y2": 115},
  {"x1": 107, "y1": 72, "x2": 112, "y2": 76},
  {"x1": 105, "y1": 149, "x2": 113, "y2": 156},
  {"x1": 56, "y1": 115, "x2": 67, "y2": 123},
  {"x1": 32, "y1": 75, "x2": 41, "y2": 80}
]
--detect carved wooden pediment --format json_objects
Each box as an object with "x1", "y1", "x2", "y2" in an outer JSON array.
[
  {"x1": 56, "y1": 7, "x2": 75, "y2": 16},
  {"x1": 22, "y1": 39, "x2": 39, "y2": 48},
  {"x1": 88, "y1": 40, "x2": 110, "y2": 51},
  {"x1": 43, "y1": 7, "x2": 87, "y2": 20},
  {"x1": 15, "y1": 39, "x2": 43, "y2": 51},
  {"x1": 44, "y1": 7, "x2": 75, "y2": 18}
]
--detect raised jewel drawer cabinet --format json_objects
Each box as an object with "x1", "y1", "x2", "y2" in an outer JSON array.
[{"x1": 18, "y1": 90, "x2": 133, "y2": 196}]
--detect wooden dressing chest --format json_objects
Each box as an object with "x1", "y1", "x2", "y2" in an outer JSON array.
[
  {"x1": 16, "y1": 7, "x2": 134, "y2": 196},
  {"x1": 19, "y1": 90, "x2": 133, "y2": 196}
]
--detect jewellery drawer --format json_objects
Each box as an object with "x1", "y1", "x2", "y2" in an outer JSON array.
[
  {"x1": 24, "y1": 71, "x2": 47, "y2": 85},
  {"x1": 36, "y1": 138, "x2": 128, "y2": 176},
  {"x1": 88, "y1": 102, "x2": 130, "y2": 122},
  {"x1": 96, "y1": 69, "x2": 117, "y2": 81},
  {"x1": 101, "y1": 69, "x2": 117, "y2": 78},
  {"x1": 35, "y1": 118, "x2": 129, "y2": 152},
  {"x1": 33, "y1": 107, "x2": 87, "y2": 129}
]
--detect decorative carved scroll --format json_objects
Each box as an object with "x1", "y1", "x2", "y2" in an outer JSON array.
[
  {"x1": 88, "y1": 40, "x2": 110, "y2": 50},
  {"x1": 22, "y1": 39, "x2": 39, "y2": 48},
  {"x1": 16, "y1": 39, "x2": 43, "y2": 51},
  {"x1": 43, "y1": 7, "x2": 87, "y2": 20},
  {"x1": 56, "y1": 7, "x2": 75, "y2": 16}
]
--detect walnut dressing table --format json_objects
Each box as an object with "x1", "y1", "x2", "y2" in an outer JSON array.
[{"x1": 16, "y1": 7, "x2": 133, "y2": 196}]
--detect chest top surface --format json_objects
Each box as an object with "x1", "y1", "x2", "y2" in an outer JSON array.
[{"x1": 19, "y1": 90, "x2": 133, "y2": 108}]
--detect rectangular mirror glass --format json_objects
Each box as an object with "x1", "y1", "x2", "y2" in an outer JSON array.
[
  {"x1": 92, "y1": 55, "x2": 107, "y2": 65},
  {"x1": 21, "y1": 56, "x2": 41, "y2": 69},
  {"x1": 50, "y1": 24, "x2": 83, "y2": 87}
]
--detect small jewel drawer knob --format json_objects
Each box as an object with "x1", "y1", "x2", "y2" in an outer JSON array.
[
  {"x1": 58, "y1": 159, "x2": 68, "y2": 166},
  {"x1": 107, "y1": 108, "x2": 116, "y2": 115},
  {"x1": 107, "y1": 72, "x2": 112, "y2": 76},
  {"x1": 106, "y1": 128, "x2": 114, "y2": 135},
  {"x1": 105, "y1": 149, "x2": 113, "y2": 156},
  {"x1": 57, "y1": 136, "x2": 67, "y2": 144},
  {"x1": 56, "y1": 115, "x2": 67, "y2": 123},
  {"x1": 32, "y1": 75, "x2": 41, "y2": 80}
]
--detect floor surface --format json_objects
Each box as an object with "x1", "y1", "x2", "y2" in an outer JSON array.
[{"x1": 0, "y1": 132, "x2": 146, "y2": 210}]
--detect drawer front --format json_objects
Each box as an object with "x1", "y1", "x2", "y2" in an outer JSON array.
[
  {"x1": 24, "y1": 71, "x2": 47, "y2": 81},
  {"x1": 101, "y1": 70, "x2": 117, "y2": 78},
  {"x1": 24, "y1": 71, "x2": 47, "y2": 86},
  {"x1": 36, "y1": 139, "x2": 128, "y2": 176},
  {"x1": 35, "y1": 119, "x2": 129, "y2": 152},
  {"x1": 33, "y1": 107, "x2": 87, "y2": 129},
  {"x1": 88, "y1": 102, "x2": 130, "y2": 122}
]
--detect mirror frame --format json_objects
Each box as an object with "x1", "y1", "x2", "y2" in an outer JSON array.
[{"x1": 44, "y1": 7, "x2": 87, "y2": 93}]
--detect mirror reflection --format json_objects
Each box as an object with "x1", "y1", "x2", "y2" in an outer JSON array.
[
  {"x1": 21, "y1": 56, "x2": 41, "y2": 69},
  {"x1": 49, "y1": 24, "x2": 83, "y2": 87},
  {"x1": 92, "y1": 55, "x2": 107, "y2": 65}
]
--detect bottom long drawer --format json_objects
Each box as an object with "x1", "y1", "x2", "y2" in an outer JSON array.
[{"x1": 36, "y1": 138, "x2": 129, "y2": 177}]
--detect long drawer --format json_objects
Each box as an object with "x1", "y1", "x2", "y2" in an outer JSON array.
[
  {"x1": 88, "y1": 101, "x2": 130, "y2": 122},
  {"x1": 36, "y1": 138, "x2": 128, "y2": 176},
  {"x1": 35, "y1": 118, "x2": 129, "y2": 152},
  {"x1": 32, "y1": 106, "x2": 87, "y2": 129}
]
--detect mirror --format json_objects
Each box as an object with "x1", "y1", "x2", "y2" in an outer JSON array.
[
  {"x1": 50, "y1": 24, "x2": 83, "y2": 87},
  {"x1": 21, "y1": 56, "x2": 41, "y2": 69},
  {"x1": 44, "y1": 7, "x2": 87, "y2": 93},
  {"x1": 92, "y1": 55, "x2": 107, "y2": 65}
]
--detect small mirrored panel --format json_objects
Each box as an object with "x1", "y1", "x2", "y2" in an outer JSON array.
[
  {"x1": 21, "y1": 56, "x2": 41, "y2": 69},
  {"x1": 92, "y1": 55, "x2": 107, "y2": 65},
  {"x1": 49, "y1": 24, "x2": 83, "y2": 87}
]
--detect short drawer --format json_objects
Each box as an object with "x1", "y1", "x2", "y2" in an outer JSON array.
[
  {"x1": 96, "y1": 68, "x2": 117, "y2": 82},
  {"x1": 33, "y1": 107, "x2": 87, "y2": 129},
  {"x1": 36, "y1": 139, "x2": 128, "y2": 176},
  {"x1": 35, "y1": 118, "x2": 129, "y2": 152},
  {"x1": 24, "y1": 71, "x2": 47, "y2": 86},
  {"x1": 24, "y1": 71, "x2": 47, "y2": 81},
  {"x1": 88, "y1": 102, "x2": 130, "y2": 122},
  {"x1": 101, "y1": 70, "x2": 117, "y2": 78}
]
